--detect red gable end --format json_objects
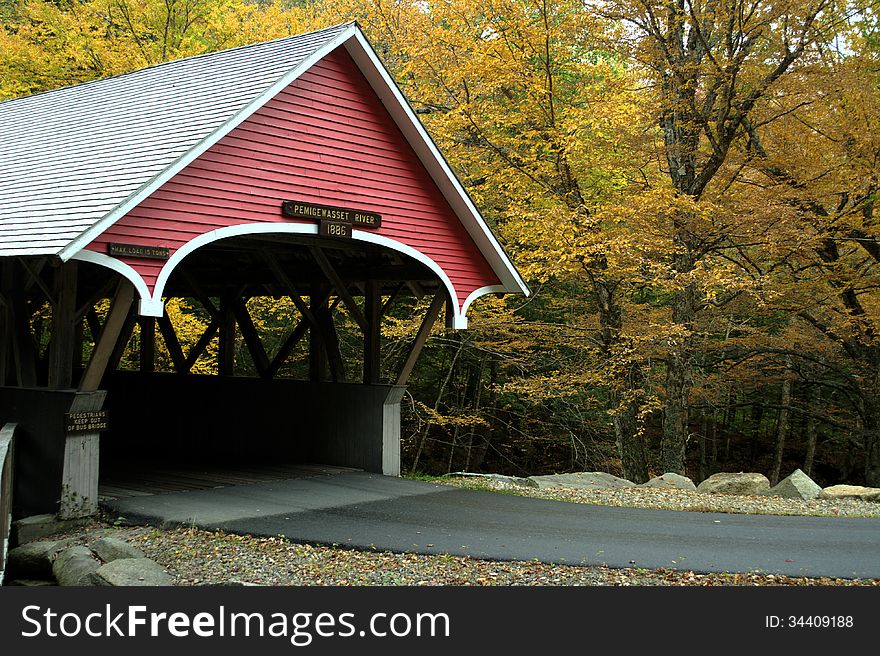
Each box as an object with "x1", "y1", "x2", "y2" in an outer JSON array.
[{"x1": 85, "y1": 47, "x2": 502, "y2": 312}]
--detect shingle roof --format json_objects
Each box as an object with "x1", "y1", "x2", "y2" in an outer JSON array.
[{"x1": 0, "y1": 22, "x2": 353, "y2": 256}]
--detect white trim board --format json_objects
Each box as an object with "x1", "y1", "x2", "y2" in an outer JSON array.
[{"x1": 81, "y1": 224, "x2": 476, "y2": 328}]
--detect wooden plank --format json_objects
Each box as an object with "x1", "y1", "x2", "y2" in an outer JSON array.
[
  {"x1": 230, "y1": 297, "x2": 270, "y2": 377},
  {"x1": 18, "y1": 258, "x2": 54, "y2": 307},
  {"x1": 266, "y1": 293, "x2": 338, "y2": 379},
  {"x1": 263, "y1": 251, "x2": 319, "y2": 329},
  {"x1": 107, "y1": 306, "x2": 136, "y2": 374},
  {"x1": 79, "y1": 281, "x2": 135, "y2": 392},
  {"x1": 218, "y1": 291, "x2": 236, "y2": 376},
  {"x1": 265, "y1": 319, "x2": 307, "y2": 379},
  {"x1": 364, "y1": 279, "x2": 381, "y2": 384},
  {"x1": 381, "y1": 282, "x2": 405, "y2": 317},
  {"x1": 184, "y1": 316, "x2": 219, "y2": 372},
  {"x1": 60, "y1": 392, "x2": 106, "y2": 518},
  {"x1": 74, "y1": 278, "x2": 115, "y2": 322},
  {"x1": 395, "y1": 292, "x2": 445, "y2": 387},
  {"x1": 85, "y1": 309, "x2": 103, "y2": 342},
  {"x1": 10, "y1": 288, "x2": 38, "y2": 387},
  {"x1": 139, "y1": 317, "x2": 155, "y2": 373},
  {"x1": 309, "y1": 246, "x2": 368, "y2": 332},
  {"x1": 309, "y1": 287, "x2": 327, "y2": 382},
  {"x1": 156, "y1": 310, "x2": 186, "y2": 373},
  {"x1": 48, "y1": 261, "x2": 77, "y2": 389},
  {"x1": 0, "y1": 423, "x2": 15, "y2": 584},
  {"x1": 0, "y1": 262, "x2": 10, "y2": 386},
  {"x1": 177, "y1": 268, "x2": 220, "y2": 321}
]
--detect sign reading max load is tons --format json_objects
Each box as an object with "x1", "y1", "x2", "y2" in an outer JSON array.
[{"x1": 281, "y1": 200, "x2": 382, "y2": 239}]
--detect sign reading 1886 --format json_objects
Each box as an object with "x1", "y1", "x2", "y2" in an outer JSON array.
[{"x1": 281, "y1": 200, "x2": 382, "y2": 240}]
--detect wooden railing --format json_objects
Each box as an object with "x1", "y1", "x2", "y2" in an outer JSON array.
[{"x1": 0, "y1": 423, "x2": 16, "y2": 585}]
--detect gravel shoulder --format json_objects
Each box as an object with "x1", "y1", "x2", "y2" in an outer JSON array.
[
  {"x1": 34, "y1": 478, "x2": 880, "y2": 587},
  {"x1": 433, "y1": 476, "x2": 880, "y2": 517}
]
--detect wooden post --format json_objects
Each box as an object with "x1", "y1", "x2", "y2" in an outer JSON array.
[
  {"x1": 230, "y1": 297, "x2": 270, "y2": 377},
  {"x1": 0, "y1": 262, "x2": 10, "y2": 386},
  {"x1": 317, "y1": 298, "x2": 345, "y2": 383},
  {"x1": 184, "y1": 316, "x2": 219, "y2": 373},
  {"x1": 107, "y1": 307, "x2": 137, "y2": 375},
  {"x1": 79, "y1": 280, "x2": 135, "y2": 392},
  {"x1": 59, "y1": 391, "x2": 106, "y2": 518},
  {"x1": 10, "y1": 288, "x2": 38, "y2": 388},
  {"x1": 364, "y1": 280, "x2": 381, "y2": 384},
  {"x1": 48, "y1": 262, "x2": 78, "y2": 389},
  {"x1": 218, "y1": 291, "x2": 236, "y2": 376},
  {"x1": 139, "y1": 317, "x2": 155, "y2": 373},
  {"x1": 395, "y1": 293, "x2": 446, "y2": 387},
  {"x1": 0, "y1": 423, "x2": 16, "y2": 581},
  {"x1": 309, "y1": 246, "x2": 368, "y2": 332},
  {"x1": 309, "y1": 286, "x2": 328, "y2": 382},
  {"x1": 157, "y1": 309, "x2": 186, "y2": 373}
]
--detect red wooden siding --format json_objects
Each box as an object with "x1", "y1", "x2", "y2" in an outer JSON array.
[{"x1": 85, "y1": 47, "x2": 501, "y2": 308}]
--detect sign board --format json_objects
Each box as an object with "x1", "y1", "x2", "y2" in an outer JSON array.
[
  {"x1": 281, "y1": 200, "x2": 382, "y2": 239},
  {"x1": 108, "y1": 243, "x2": 170, "y2": 260},
  {"x1": 65, "y1": 411, "x2": 109, "y2": 434}
]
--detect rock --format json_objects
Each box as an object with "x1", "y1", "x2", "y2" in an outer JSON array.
[
  {"x1": 639, "y1": 473, "x2": 696, "y2": 490},
  {"x1": 7, "y1": 538, "x2": 77, "y2": 579},
  {"x1": 528, "y1": 472, "x2": 635, "y2": 490},
  {"x1": 819, "y1": 485, "x2": 880, "y2": 502},
  {"x1": 447, "y1": 472, "x2": 538, "y2": 488},
  {"x1": 89, "y1": 536, "x2": 145, "y2": 563},
  {"x1": 52, "y1": 546, "x2": 101, "y2": 586},
  {"x1": 13, "y1": 514, "x2": 89, "y2": 546},
  {"x1": 6, "y1": 579, "x2": 57, "y2": 586},
  {"x1": 697, "y1": 472, "x2": 770, "y2": 496},
  {"x1": 763, "y1": 469, "x2": 822, "y2": 500},
  {"x1": 94, "y1": 558, "x2": 172, "y2": 586}
]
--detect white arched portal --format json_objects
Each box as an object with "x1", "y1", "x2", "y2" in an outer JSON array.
[{"x1": 72, "y1": 223, "x2": 478, "y2": 328}]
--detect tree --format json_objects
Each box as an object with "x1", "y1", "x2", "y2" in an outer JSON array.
[{"x1": 597, "y1": 0, "x2": 843, "y2": 474}]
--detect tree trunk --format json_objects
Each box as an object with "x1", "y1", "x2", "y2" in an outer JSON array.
[
  {"x1": 803, "y1": 386, "x2": 820, "y2": 477},
  {"x1": 864, "y1": 394, "x2": 880, "y2": 487},
  {"x1": 770, "y1": 358, "x2": 793, "y2": 485},
  {"x1": 661, "y1": 278, "x2": 698, "y2": 474},
  {"x1": 610, "y1": 389, "x2": 649, "y2": 483}
]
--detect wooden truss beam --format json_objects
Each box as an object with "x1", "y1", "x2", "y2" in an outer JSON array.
[
  {"x1": 48, "y1": 262, "x2": 77, "y2": 389},
  {"x1": 395, "y1": 292, "x2": 446, "y2": 387},
  {"x1": 309, "y1": 246, "x2": 368, "y2": 332},
  {"x1": 230, "y1": 297, "x2": 270, "y2": 378},
  {"x1": 156, "y1": 310, "x2": 186, "y2": 373},
  {"x1": 79, "y1": 281, "x2": 135, "y2": 392}
]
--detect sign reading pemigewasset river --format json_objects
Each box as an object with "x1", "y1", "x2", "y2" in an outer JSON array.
[{"x1": 281, "y1": 200, "x2": 382, "y2": 228}]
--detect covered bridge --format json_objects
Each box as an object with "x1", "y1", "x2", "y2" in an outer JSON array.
[{"x1": 0, "y1": 22, "x2": 527, "y2": 521}]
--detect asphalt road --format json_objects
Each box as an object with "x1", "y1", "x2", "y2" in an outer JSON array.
[{"x1": 103, "y1": 471, "x2": 880, "y2": 579}]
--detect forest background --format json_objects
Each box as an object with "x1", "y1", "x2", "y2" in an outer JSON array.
[{"x1": 3, "y1": 0, "x2": 880, "y2": 487}]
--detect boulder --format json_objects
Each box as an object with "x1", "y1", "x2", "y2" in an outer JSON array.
[
  {"x1": 819, "y1": 485, "x2": 880, "y2": 502},
  {"x1": 697, "y1": 472, "x2": 770, "y2": 496},
  {"x1": 12, "y1": 514, "x2": 89, "y2": 545},
  {"x1": 639, "y1": 473, "x2": 696, "y2": 491},
  {"x1": 528, "y1": 472, "x2": 636, "y2": 490},
  {"x1": 447, "y1": 472, "x2": 538, "y2": 488},
  {"x1": 763, "y1": 469, "x2": 822, "y2": 500},
  {"x1": 94, "y1": 558, "x2": 172, "y2": 586},
  {"x1": 90, "y1": 536, "x2": 146, "y2": 563},
  {"x1": 7, "y1": 538, "x2": 76, "y2": 579},
  {"x1": 52, "y1": 546, "x2": 101, "y2": 586}
]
